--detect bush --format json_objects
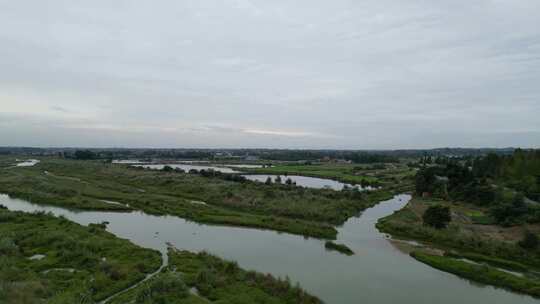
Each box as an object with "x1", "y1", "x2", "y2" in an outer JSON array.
[
  {"x1": 324, "y1": 241, "x2": 354, "y2": 255},
  {"x1": 518, "y1": 231, "x2": 539, "y2": 250},
  {"x1": 136, "y1": 272, "x2": 189, "y2": 303},
  {"x1": 0, "y1": 237, "x2": 18, "y2": 255},
  {"x1": 422, "y1": 205, "x2": 451, "y2": 229}
]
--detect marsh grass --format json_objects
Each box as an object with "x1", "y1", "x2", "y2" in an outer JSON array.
[
  {"x1": 411, "y1": 251, "x2": 540, "y2": 298},
  {"x1": 0, "y1": 158, "x2": 397, "y2": 238},
  {"x1": 0, "y1": 208, "x2": 161, "y2": 303}
]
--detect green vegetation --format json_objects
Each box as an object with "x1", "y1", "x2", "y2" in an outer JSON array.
[
  {"x1": 111, "y1": 271, "x2": 204, "y2": 304},
  {"x1": 444, "y1": 252, "x2": 529, "y2": 273},
  {"x1": 0, "y1": 208, "x2": 161, "y2": 303},
  {"x1": 73, "y1": 150, "x2": 99, "y2": 160},
  {"x1": 422, "y1": 205, "x2": 451, "y2": 229},
  {"x1": 411, "y1": 251, "x2": 540, "y2": 298},
  {"x1": 415, "y1": 149, "x2": 540, "y2": 226},
  {"x1": 377, "y1": 151, "x2": 540, "y2": 297},
  {"x1": 111, "y1": 248, "x2": 321, "y2": 304},
  {"x1": 246, "y1": 162, "x2": 415, "y2": 191},
  {"x1": 519, "y1": 231, "x2": 540, "y2": 250},
  {"x1": 0, "y1": 157, "x2": 397, "y2": 239},
  {"x1": 324, "y1": 241, "x2": 354, "y2": 255},
  {"x1": 247, "y1": 150, "x2": 399, "y2": 163},
  {"x1": 377, "y1": 198, "x2": 540, "y2": 268}
]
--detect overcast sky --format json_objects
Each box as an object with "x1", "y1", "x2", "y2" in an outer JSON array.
[{"x1": 1, "y1": 0, "x2": 539, "y2": 149}]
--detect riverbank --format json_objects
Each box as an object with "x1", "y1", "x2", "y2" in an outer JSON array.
[
  {"x1": 0, "y1": 205, "x2": 322, "y2": 304},
  {"x1": 410, "y1": 251, "x2": 540, "y2": 298},
  {"x1": 0, "y1": 157, "x2": 397, "y2": 239},
  {"x1": 377, "y1": 196, "x2": 540, "y2": 297}
]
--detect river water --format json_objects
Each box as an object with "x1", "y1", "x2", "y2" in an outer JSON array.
[
  {"x1": 135, "y1": 164, "x2": 363, "y2": 190},
  {"x1": 0, "y1": 194, "x2": 535, "y2": 304},
  {"x1": 134, "y1": 164, "x2": 241, "y2": 173},
  {"x1": 242, "y1": 174, "x2": 374, "y2": 191}
]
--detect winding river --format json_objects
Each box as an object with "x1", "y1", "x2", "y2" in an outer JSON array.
[{"x1": 1, "y1": 194, "x2": 535, "y2": 303}]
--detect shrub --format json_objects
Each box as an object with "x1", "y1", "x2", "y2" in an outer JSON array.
[
  {"x1": 136, "y1": 272, "x2": 188, "y2": 303},
  {"x1": 518, "y1": 231, "x2": 539, "y2": 250},
  {"x1": 324, "y1": 241, "x2": 354, "y2": 255},
  {"x1": 422, "y1": 205, "x2": 451, "y2": 229},
  {"x1": 0, "y1": 237, "x2": 18, "y2": 255}
]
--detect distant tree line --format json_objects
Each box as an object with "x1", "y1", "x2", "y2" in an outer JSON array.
[
  {"x1": 252, "y1": 150, "x2": 399, "y2": 163},
  {"x1": 160, "y1": 166, "x2": 248, "y2": 183}
]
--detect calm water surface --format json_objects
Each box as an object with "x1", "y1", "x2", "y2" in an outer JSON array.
[
  {"x1": 242, "y1": 174, "x2": 375, "y2": 191},
  {"x1": 135, "y1": 164, "x2": 241, "y2": 173},
  {"x1": 0, "y1": 194, "x2": 535, "y2": 304}
]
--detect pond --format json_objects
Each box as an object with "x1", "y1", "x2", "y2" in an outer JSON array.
[
  {"x1": 15, "y1": 159, "x2": 40, "y2": 167},
  {"x1": 0, "y1": 194, "x2": 535, "y2": 304},
  {"x1": 242, "y1": 174, "x2": 375, "y2": 191}
]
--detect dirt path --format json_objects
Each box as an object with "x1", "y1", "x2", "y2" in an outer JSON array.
[{"x1": 98, "y1": 251, "x2": 167, "y2": 304}]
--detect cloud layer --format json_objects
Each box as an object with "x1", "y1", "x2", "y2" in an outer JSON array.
[{"x1": 1, "y1": 0, "x2": 539, "y2": 148}]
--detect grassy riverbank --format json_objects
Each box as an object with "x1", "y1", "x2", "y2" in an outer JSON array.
[
  {"x1": 377, "y1": 197, "x2": 540, "y2": 297},
  {"x1": 411, "y1": 251, "x2": 540, "y2": 297},
  {"x1": 377, "y1": 197, "x2": 540, "y2": 267},
  {"x1": 0, "y1": 157, "x2": 398, "y2": 239},
  {"x1": 110, "y1": 247, "x2": 321, "y2": 304},
  {"x1": 0, "y1": 207, "x2": 162, "y2": 303}
]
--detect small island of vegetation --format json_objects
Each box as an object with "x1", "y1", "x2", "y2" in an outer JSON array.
[{"x1": 324, "y1": 241, "x2": 354, "y2": 256}]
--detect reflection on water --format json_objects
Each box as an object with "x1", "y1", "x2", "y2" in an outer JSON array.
[
  {"x1": 135, "y1": 164, "x2": 241, "y2": 173},
  {"x1": 0, "y1": 194, "x2": 535, "y2": 304},
  {"x1": 242, "y1": 174, "x2": 375, "y2": 191}
]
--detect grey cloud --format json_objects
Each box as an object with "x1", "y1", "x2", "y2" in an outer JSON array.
[{"x1": 0, "y1": 0, "x2": 539, "y2": 148}]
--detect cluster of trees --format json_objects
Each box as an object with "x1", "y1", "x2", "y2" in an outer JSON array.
[
  {"x1": 415, "y1": 149, "x2": 540, "y2": 226},
  {"x1": 161, "y1": 166, "x2": 249, "y2": 183},
  {"x1": 257, "y1": 150, "x2": 399, "y2": 163},
  {"x1": 72, "y1": 150, "x2": 98, "y2": 160}
]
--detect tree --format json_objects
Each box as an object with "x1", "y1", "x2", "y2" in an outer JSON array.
[
  {"x1": 265, "y1": 177, "x2": 272, "y2": 185},
  {"x1": 415, "y1": 168, "x2": 437, "y2": 194},
  {"x1": 518, "y1": 231, "x2": 539, "y2": 250},
  {"x1": 285, "y1": 178, "x2": 293, "y2": 185},
  {"x1": 422, "y1": 205, "x2": 451, "y2": 229},
  {"x1": 74, "y1": 150, "x2": 96, "y2": 160},
  {"x1": 161, "y1": 165, "x2": 174, "y2": 172}
]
